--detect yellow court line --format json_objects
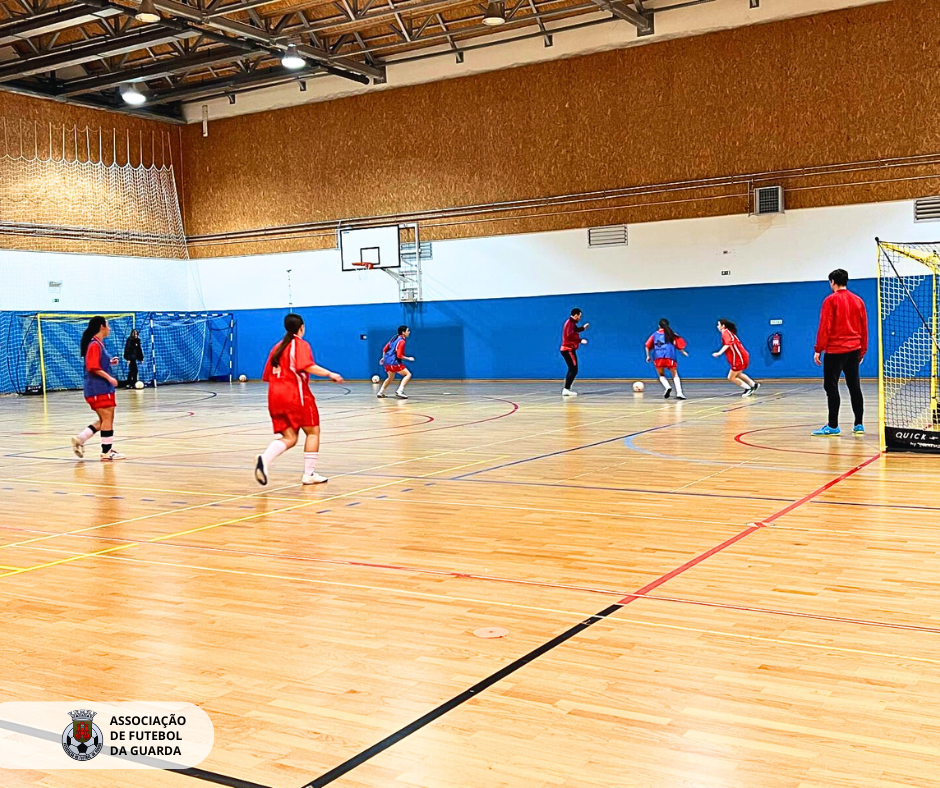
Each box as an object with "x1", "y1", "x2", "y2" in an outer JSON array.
[
  {"x1": 0, "y1": 457, "x2": 499, "y2": 579},
  {"x1": 0, "y1": 476, "x2": 294, "y2": 501},
  {"x1": 18, "y1": 546, "x2": 940, "y2": 667}
]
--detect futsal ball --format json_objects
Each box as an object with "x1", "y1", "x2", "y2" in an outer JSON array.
[
  {"x1": 633, "y1": 381, "x2": 645, "y2": 393},
  {"x1": 238, "y1": 374, "x2": 247, "y2": 382},
  {"x1": 371, "y1": 375, "x2": 381, "y2": 384},
  {"x1": 134, "y1": 381, "x2": 144, "y2": 390}
]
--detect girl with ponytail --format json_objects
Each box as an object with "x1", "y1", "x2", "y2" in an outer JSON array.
[
  {"x1": 644, "y1": 318, "x2": 689, "y2": 399},
  {"x1": 713, "y1": 318, "x2": 760, "y2": 397},
  {"x1": 71, "y1": 316, "x2": 124, "y2": 461},
  {"x1": 255, "y1": 313, "x2": 345, "y2": 486}
]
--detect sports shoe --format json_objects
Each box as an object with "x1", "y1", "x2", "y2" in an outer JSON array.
[
  {"x1": 376, "y1": 392, "x2": 387, "y2": 399},
  {"x1": 812, "y1": 425, "x2": 841, "y2": 436},
  {"x1": 71, "y1": 437, "x2": 84, "y2": 458},
  {"x1": 302, "y1": 473, "x2": 328, "y2": 485},
  {"x1": 853, "y1": 424, "x2": 865, "y2": 434},
  {"x1": 742, "y1": 388, "x2": 754, "y2": 398},
  {"x1": 254, "y1": 454, "x2": 268, "y2": 485},
  {"x1": 750, "y1": 382, "x2": 761, "y2": 395},
  {"x1": 562, "y1": 388, "x2": 577, "y2": 397},
  {"x1": 676, "y1": 395, "x2": 688, "y2": 400},
  {"x1": 100, "y1": 450, "x2": 126, "y2": 461},
  {"x1": 664, "y1": 389, "x2": 672, "y2": 399},
  {"x1": 395, "y1": 391, "x2": 409, "y2": 399}
]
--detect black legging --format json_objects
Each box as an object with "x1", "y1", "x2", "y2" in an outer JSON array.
[
  {"x1": 823, "y1": 349, "x2": 864, "y2": 428},
  {"x1": 127, "y1": 359, "x2": 139, "y2": 386},
  {"x1": 561, "y1": 350, "x2": 578, "y2": 390}
]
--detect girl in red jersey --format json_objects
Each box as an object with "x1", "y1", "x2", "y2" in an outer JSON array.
[
  {"x1": 645, "y1": 318, "x2": 688, "y2": 399},
  {"x1": 712, "y1": 318, "x2": 760, "y2": 397},
  {"x1": 71, "y1": 316, "x2": 125, "y2": 461},
  {"x1": 255, "y1": 313, "x2": 344, "y2": 486},
  {"x1": 377, "y1": 325, "x2": 414, "y2": 399}
]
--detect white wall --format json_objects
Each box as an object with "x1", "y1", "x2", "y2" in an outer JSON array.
[
  {"x1": 192, "y1": 198, "x2": 936, "y2": 310},
  {"x1": 0, "y1": 248, "x2": 199, "y2": 312},
  {"x1": 0, "y1": 197, "x2": 934, "y2": 314}
]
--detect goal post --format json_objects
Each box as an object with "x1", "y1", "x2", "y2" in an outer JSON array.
[{"x1": 876, "y1": 239, "x2": 940, "y2": 453}]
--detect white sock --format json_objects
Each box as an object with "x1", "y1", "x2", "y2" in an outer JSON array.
[
  {"x1": 76, "y1": 425, "x2": 96, "y2": 445},
  {"x1": 673, "y1": 374, "x2": 684, "y2": 397},
  {"x1": 261, "y1": 439, "x2": 289, "y2": 466},
  {"x1": 658, "y1": 375, "x2": 670, "y2": 392},
  {"x1": 304, "y1": 452, "x2": 318, "y2": 476},
  {"x1": 734, "y1": 379, "x2": 749, "y2": 389}
]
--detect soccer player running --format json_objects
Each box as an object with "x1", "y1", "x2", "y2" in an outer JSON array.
[
  {"x1": 812, "y1": 268, "x2": 868, "y2": 436},
  {"x1": 713, "y1": 319, "x2": 760, "y2": 397},
  {"x1": 377, "y1": 325, "x2": 414, "y2": 399},
  {"x1": 255, "y1": 313, "x2": 344, "y2": 486},
  {"x1": 645, "y1": 318, "x2": 689, "y2": 399},
  {"x1": 72, "y1": 316, "x2": 124, "y2": 461},
  {"x1": 560, "y1": 308, "x2": 589, "y2": 397}
]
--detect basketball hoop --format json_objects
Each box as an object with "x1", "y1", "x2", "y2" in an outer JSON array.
[{"x1": 351, "y1": 262, "x2": 376, "y2": 270}]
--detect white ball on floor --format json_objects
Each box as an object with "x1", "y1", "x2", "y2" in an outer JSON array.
[
  {"x1": 371, "y1": 375, "x2": 380, "y2": 384},
  {"x1": 134, "y1": 381, "x2": 144, "y2": 389},
  {"x1": 633, "y1": 381, "x2": 645, "y2": 393},
  {"x1": 238, "y1": 374, "x2": 247, "y2": 382}
]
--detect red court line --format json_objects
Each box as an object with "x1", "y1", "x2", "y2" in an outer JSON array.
[
  {"x1": 734, "y1": 424, "x2": 869, "y2": 456},
  {"x1": 615, "y1": 449, "x2": 883, "y2": 604}
]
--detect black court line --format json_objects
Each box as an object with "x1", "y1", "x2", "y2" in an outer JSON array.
[
  {"x1": 171, "y1": 767, "x2": 273, "y2": 788},
  {"x1": 300, "y1": 602, "x2": 626, "y2": 788}
]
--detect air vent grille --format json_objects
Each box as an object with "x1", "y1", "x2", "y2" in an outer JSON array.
[{"x1": 588, "y1": 225, "x2": 628, "y2": 247}]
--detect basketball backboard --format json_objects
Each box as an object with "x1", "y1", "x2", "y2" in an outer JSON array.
[{"x1": 339, "y1": 225, "x2": 401, "y2": 272}]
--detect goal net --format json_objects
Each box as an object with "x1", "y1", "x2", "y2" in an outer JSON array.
[
  {"x1": 7, "y1": 311, "x2": 233, "y2": 394},
  {"x1": 877, "y1": 240, "x2": 940, "y2": 453}
]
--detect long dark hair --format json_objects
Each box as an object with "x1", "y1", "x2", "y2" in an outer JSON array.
[
  {"x1": 718, "y1": 318, "x2": 738, "y2": 336},
  {"x1": 397, "y1": 325, "x2": 409, "y2": 335},
  {"x1": 80, "y1": 316, "x2": 107, "y2": 358},
  {"x1": 658, "y1": 317, "x2": 677, "y2": 344},
  {"x1": 271, "y1": 313, "x2": 304, "y2": 369}
]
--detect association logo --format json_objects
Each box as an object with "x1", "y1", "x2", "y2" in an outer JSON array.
[{"x1": 61, "y1": 709, "x2": 103, "y2": 762}]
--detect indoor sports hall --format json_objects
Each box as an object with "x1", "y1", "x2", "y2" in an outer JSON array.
[{"x1": 2, "y1": 1, "x2": 940, "y2": 787}]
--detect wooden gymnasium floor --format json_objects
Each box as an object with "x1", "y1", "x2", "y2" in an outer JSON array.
[{"x1": 2, "y1": 379, "x2": 939, "y2": 788}]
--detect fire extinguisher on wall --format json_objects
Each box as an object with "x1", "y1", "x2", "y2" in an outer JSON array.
[{"x1": 768, "y1": 332, "x2": 782, "y2": 356}]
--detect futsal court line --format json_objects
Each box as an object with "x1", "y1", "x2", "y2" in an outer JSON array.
[
  {"x1": 0, "y1": 455, "x2": 507, "y2": 580},
  {"x1": 294, "y1": 449, "x2": 886, "y2": 786},
  {"x1": 12, "y1": 517, "x2": 940, "y2": 638}
]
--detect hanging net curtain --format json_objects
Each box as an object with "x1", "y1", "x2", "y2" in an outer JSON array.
[{"x1": 0, "y1": 117, "x2": 187, "y2": 259}]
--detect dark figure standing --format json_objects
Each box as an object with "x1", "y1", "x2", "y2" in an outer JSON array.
[{"x1": 124, "y1": 329, "x2": 144, "y2": 388}]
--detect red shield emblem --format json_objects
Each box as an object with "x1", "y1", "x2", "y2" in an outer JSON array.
[{"x1": 73, "y1": 721, "x2": 91, "y2": 742}]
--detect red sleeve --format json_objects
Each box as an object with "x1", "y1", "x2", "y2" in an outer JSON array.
[
  {"x1": 295, "y1": 339, "x2": 314, "y2": 371},
  {"x1": 396, "y1": 338, "x2": 406, "y2": 359},
  {"x1": 675, "y1": 336, "x2": 687, "y2": 351},
  {"x1": 858, "y1": 298, "x2": 869, "y2": 357},
  {"x1": 644, "y1": 335, "x2": 654, "y2": 350},
  {"x1": 383, "y1": 342, "x2": 391, "y2": 353},
  {"x1": 815, "y1": 297, "x2": 833, "y2": 354},
  {"x1": 85, "y1": 341, "x2": 102, "y2": 372},
  {"x1": 721, "y1": 329, "x2": 734, "y2": 347},
  {"x1": 262, "y1": 347, "x2": 275, "y2": 382},
  {"x1": 563, "y1": 319, "x2": 577, "y2": 345}
]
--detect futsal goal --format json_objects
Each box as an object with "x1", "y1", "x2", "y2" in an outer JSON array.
[
  {"x1": 10, "y1": 311, "x2": 234, "y2": 395},
  {"x1": 877, "y1": 239, "x2": 940, "y2": 453}
]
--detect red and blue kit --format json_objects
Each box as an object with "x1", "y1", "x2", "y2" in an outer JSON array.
[
  {"x1": 84, "y1": 337, "x2": 116, "y2": 410},
  {"x1": 382, "y1": 335, "x2": 407, "y2": 373},
  {"x1": 721, "y1": 328, "x2": 749, "y2": 372},
  {"x1": 263, "y1": 337, "x2": 320, "y2": 433},
  {"x1": 645, "y1": 330, "x2": 687, "y2": 371}
]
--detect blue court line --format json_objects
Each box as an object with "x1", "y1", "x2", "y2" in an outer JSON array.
[{"x1": 454, "y1": 423, "x2": 676, "y2": 479}]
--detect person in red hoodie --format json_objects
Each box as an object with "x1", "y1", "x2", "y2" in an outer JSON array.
[
  {"x1": 813, "y1": 268, "x2": 868, "y2": 436},
  {"x1": 560, "y1": 308, "x2": 590, "y2": 396}
]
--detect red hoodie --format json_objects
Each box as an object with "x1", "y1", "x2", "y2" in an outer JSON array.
[
  {"x1": 815, "y1": 289, "x2": 868, "y2": 356},
  {"x1": 560, "y1": 317, "x2": 585, "y2": 352}
]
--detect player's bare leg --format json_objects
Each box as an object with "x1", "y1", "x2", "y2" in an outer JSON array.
[
  {"x1": 72, "y1": 416, "x2": 102, "y2": 458},
  {"x1": 377, "y1": 371, "x2": 395, "y2": 398},
  {"x1": 97, "y1": 406, "x2": 124, "y2": 461},
  {"x1": 256, "y1": 427, "x2": 296, "y2": 485},
  {"x1": 396, "y1": 368, "x2": 412, "y2": 398}
]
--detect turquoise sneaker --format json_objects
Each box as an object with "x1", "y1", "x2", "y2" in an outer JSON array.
[
  {"x1": 812, "y1": 425, "x2": 841, "y2": 436},
  {"x1": 853, "y1": 424, "x2": 865, "y2": 435}
]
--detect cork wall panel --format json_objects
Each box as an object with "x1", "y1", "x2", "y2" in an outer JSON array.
[{"x1": 184, "y1": 0, "x2": 940, "y2": 255}]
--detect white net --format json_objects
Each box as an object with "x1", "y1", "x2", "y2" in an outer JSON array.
[
  {"x1": 0, "y1": 119, "x2": 186, "y2": 259},
  {"x1": 877, "y1": 240, "x2": 940, "y2": 452}
]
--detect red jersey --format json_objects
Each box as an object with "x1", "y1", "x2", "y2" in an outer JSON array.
[
  {"x1": 815, "y1": 289, "x2": 868, "y2": 355},
  {"x1": 263, "y1": 337, "x2": 316, "y2": 416},
  {"x1": 560, "y1": 317, "x2": 584, "y2": 352},
  {"x1": 721, "y1": 328, "x2": 749, "y2": 370}
]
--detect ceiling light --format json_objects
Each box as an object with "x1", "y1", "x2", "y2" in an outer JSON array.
[
  {"x1": 482, "y1": 1, "x2": 505, "y2": 26},
  {"x1": 281, "y1": 44, "x2": 305, "y2": 70},
  {"x1": 135, "y1": 0, "x2": 161, "y2": 23},
  {"x1": 120, "y1": 83, "x2": 147, "y2": 105}
]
